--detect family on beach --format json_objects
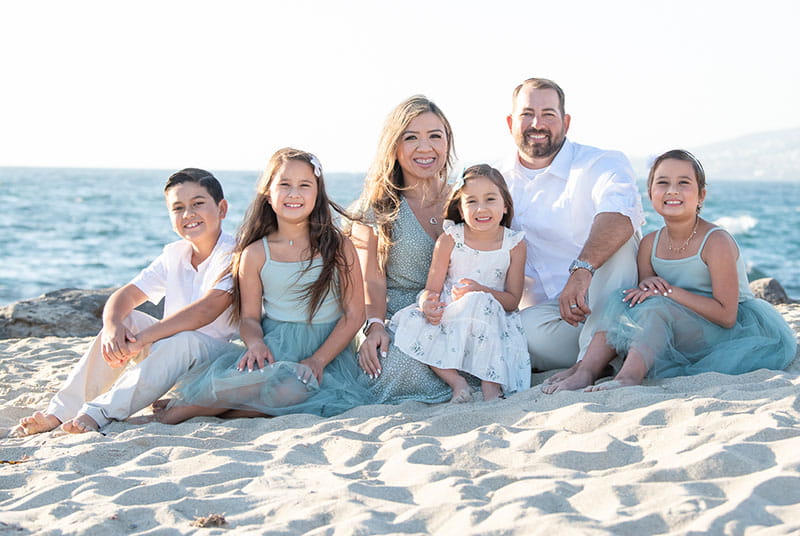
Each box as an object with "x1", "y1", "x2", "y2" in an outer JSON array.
[{"x1": 12, "y1": 78, "x2": 797, "y2": 437}]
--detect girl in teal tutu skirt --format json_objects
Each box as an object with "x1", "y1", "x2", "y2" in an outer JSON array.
[
  {"x1": 156, "y1": 148, "x2": 370, "y2": 423},
  {"x1": 544, "y1": 149, "x2": 796, "y2": 393}
]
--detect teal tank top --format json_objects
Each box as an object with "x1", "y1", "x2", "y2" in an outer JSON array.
[
  {"x1": 651, "y1": 227, "x2": 753, "y2": 301},
  {"x1": 259, "y1": 237, "x2": 341, "y2": 323}
]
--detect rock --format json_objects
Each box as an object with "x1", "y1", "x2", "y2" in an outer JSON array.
[
  {"x1": 750, "y1": 278, "x2": 793, "y2": 305},
  {"x1": 0, "y1": 288, "x2": 163, "y2": 339}
]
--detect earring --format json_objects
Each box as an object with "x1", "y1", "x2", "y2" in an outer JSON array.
[{"x1": 697, "y1": 202, "x2": 703, "y2": 213}]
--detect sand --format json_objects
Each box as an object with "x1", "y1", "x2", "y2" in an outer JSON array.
[{"x1": 1, "y1": 305, "x2": 799, "y2": 535}]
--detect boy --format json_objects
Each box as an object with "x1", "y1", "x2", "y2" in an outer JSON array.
[{"x1": 12, "y1": 168, "x2": 237, "y2": 435}]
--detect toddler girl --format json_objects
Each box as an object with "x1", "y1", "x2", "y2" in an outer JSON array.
[{"x1": 390, "y1": 164, "x2": 530, "y2": 401}]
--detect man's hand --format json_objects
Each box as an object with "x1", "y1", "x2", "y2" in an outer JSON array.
[{"x1": 559, "y1": 269, "x2": 592, "y2": 326}]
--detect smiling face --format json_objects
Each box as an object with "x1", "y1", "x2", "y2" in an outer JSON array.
[
  {"x1": 507, "y1": 87, "x2": 570, "y2": 168},
  {"x1": 458, "y1": 176, "x2": 507, "y2": 233},
  {"x1": 165, "y1": 182, "x2": 227, "y2": 245},
  {"x1": 648, "y1": 158, "x2": 706, "y2": 219},
  {"x1": 266, "y1": 159, "x2": 318, "y2": 224},
  {"x1": 395, "y1": 111, "x2": 448, "y2": 185}
]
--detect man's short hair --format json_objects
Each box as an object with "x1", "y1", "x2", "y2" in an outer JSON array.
[
  {"x1": 512, "y1": 78, "x2": 566, "y2": 116},
  {"x1": 164, "y1": 168, "x2": 224, "y2": 203}
]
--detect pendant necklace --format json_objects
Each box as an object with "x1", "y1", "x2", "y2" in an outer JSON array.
[
  {"x1": 429, "y1": 216, "x2": 438, "y2": 225},
  {"x1": 666, "y1": 217, "x2": 699, "y2": 252}
]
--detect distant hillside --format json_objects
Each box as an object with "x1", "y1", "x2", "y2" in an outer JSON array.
[{"x1": 631, "y1": 128, "x2": 800, "y2": 181}]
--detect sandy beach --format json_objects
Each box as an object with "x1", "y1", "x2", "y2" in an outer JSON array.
[{"x1": 1, "y1": 304, "x2": 798, "y2": 535}]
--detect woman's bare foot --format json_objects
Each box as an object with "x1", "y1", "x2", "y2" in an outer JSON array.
[
  {"x1": 481, "y1": 381, "x2": 503, "y2": 401},
  {"x1": 450, "y1": 387, "x2": 473, "y2": 403},
  {"x1": 10, "y1": 412, "x2": 61, "y2": 437},
  {"x1": 61, "y1": 414, "x2": 100, "y2": 434}
]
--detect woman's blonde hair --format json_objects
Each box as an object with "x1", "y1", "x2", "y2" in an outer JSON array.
[{"x1": 353, "y1": 95, "x2": 455, "y2": 271}]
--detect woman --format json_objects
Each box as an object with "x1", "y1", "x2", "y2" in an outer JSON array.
[{"x1": 349, "y1": 95, "x2": 455, "y2": 404}]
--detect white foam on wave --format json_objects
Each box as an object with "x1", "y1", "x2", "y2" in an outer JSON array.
[{"x1": 714, "y1": 215, "x2": 758, "y2": 235}]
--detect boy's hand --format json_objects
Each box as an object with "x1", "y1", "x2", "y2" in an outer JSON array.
[
  {"x1": 451, "y1": 279, "x2": 484, "y2": 301},
  {"x1": 237, "y1": 341, "x2": 274, "y2": 372},
  {"x1": 421, "y1": 292, "x2": 445, "y2": 325},
  {"x1": 101, "y1": 323, "x2": 137, "y2": 368}
]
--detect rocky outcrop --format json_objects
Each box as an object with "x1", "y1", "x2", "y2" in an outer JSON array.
[
  {"x1": 0, "y1": 288, "x2": 163, "y2": 339},
  {"x1": 749, "y1": 278, "x2": 794, "y2": 305}
]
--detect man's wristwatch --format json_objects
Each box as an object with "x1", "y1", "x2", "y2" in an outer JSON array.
[{"x1": 569, "y1": 259, "x2": 596, "y2": 276}]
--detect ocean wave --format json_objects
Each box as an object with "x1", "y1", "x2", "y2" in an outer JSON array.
[{"x1": 714, "y1": 215, "x2": 758, "y2": 235}]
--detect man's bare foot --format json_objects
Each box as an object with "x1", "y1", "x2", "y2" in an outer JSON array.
[
  {"x1": 542, "y1": 363, "x2": 579, "y2": 387},
  {"x1": 481, "y1": 381, "x2": 503, "y2": 401},
  {"x1": 586, "y1": 377, "x2": 642, "y2": 392},
  {"x1": 10, "y1": 412, "x2": 61, "y2": 437},
  {"x1": 543, "y1": 368, "x2": 598, "y2": 394},
  {"x1": 61, "y1": 414, "x2": 100, "y2": 434}
]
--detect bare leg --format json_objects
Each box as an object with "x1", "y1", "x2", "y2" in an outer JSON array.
[
  {"x1": 61, "y1": 414, "x2": 100, "y2": 434},
  {"x1": 543, "y1": 332, "x2": 616, "y2": 394},
  {"x1": 10, "y1": 412, "x2": 62, "y2": 437},
  {"x1": 219, "y1": 409, "x2": 270, "y2": 419},
  {"x1": 481, "y1": 381, "x2": 503, "y2": 401},
  {"x1": 587, "y1": 348, "x2": 649, "y2": 391},
  {"x1": 431, "y1": 367, "x2": 472, "y2": 403},
  {"x1": 156, "y1": 405, "x2": 229, "y2": 425}
]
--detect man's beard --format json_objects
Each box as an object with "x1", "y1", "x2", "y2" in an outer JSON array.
[{"x1": 517, "y1": 128, "x2": 565, "y2": 161}]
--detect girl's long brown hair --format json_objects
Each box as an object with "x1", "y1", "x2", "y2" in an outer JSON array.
[
  {"x1": 351, "y1": 95, "x2": 455, "y2": 272},
  {"x1": 230, "y1": 148, "x2": 353, "y2": 323}
]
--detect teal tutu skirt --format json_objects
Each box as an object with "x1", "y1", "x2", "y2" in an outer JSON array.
[
  {"x1": 172, "y1": 318, "x2": 373, "y2": 417},
  {"x1": 599, "y1": 294, "x2": 796, "y2": 378}
]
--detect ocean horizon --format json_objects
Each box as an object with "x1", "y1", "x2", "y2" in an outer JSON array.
[{"x1": 1, "y1": 167, "x2": 798, "y2": 306}]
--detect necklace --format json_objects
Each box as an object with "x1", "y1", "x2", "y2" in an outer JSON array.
[
  {"x1": 429, "y1": 216, "x2": 438, "y2": 225},
  {"x1": 666, "y1": 217, "x2": 699, "y2": 252}
]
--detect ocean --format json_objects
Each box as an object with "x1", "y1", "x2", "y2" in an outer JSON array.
[{"x1": 1, "y1": 167, "x2": 798, "y2": 305}]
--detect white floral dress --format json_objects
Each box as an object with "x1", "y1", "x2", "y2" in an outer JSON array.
[{"x1": 389, "y1": 221, "x2": 531, "y2": 394}]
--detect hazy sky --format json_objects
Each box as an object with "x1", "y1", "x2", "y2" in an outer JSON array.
[{"x1": 2, "y1": 0, "x2": 798, "y2": 172}]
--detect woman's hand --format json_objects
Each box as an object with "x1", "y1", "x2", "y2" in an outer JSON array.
[
  {"x1": 299, "y1": 356, "x2": 325, "y2": 385},
  {"x1": 451, "y1": 278, "x2": 485, "y2": 301},
  {"x1": 637, "y1": 276, "x2": 672, "y2": 296},
  {"x1": 358, "y1": 323, "x2": 389, "y2": 379},
  {"x1": 237, "y1": 340, "x2": 274, "y2": 372},
  {"x1": 420, "y1": 292, "x2": 446, "y2": 325}
]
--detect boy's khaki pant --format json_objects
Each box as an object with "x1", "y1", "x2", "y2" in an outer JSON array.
[
  {"x1": 46, "y1": 310, "x2": 232, "y2": 427},
  {"x1": 520, "y1": 236, "x2": 639, "y2": 371}
]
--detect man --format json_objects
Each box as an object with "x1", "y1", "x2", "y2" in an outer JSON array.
[
  {"x1": 12, "y1": 169, "x2": 237, "y2": 435},
  {"x1": 502, "y1": 78, "x2": 644, "y2": 371}
]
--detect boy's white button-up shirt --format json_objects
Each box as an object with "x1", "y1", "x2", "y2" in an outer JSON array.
[
  {"x1": 502, "y1": 139, "x2": 644, "y2": 307},
  {"x1": 130, "y1": 232, "x2": 237, "y2": 341}
]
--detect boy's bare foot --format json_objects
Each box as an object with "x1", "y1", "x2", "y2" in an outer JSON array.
[
  {"x1": 61, "y1": 414, "x2": 100, "y2": 434},
  {"x1": 10, "y1": 412, "x2": 61, "y2": 437},
  {"x1": 481, "y1": 382, "x2": 503, "y2": 401},
  {"x1": 152, "y1": 399, "x2": 172, "y2": 413}
]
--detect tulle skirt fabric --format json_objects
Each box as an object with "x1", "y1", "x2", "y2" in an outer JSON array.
[
  {"x1": 172, "y1": 318, "x2": 373, "y2": 417},
  {"x1": 599, "y1": 294, "x2": 797, "y2": 378}
]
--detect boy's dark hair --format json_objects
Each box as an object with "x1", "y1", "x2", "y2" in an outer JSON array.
[{"x1": 164, "y1": 168, "x2": 224, "y2": 203}]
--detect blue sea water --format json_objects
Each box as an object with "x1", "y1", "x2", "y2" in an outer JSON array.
[{"x1": 1, "y1": 167, "x2": 798, "y2": 305}]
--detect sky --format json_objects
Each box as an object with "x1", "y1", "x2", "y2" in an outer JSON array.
[{"x1": 2, "y1": 0, "x2": 799, "y2": 173}]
